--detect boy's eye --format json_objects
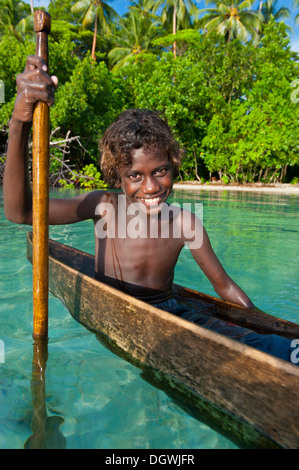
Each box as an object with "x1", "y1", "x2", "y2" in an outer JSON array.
[
  {"x1": 128, "y1": 173, "x2": 140, "y2": 180},
  {"x1": 155, "y1": 167, "x2": 168, "y2": 176}
]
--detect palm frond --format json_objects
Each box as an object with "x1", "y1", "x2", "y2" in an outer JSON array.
[
  {"x1": 71, "y1": 0, "x2": 91, "y2": 14},
  {"x1": 82, "y1": 4, "x2": 94, "y2": 28}
]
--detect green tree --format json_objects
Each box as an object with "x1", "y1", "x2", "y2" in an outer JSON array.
[
  {"x1": 51, "y1": 54, "x2": 126, "y2": 165},
  {"x1": 0, "y1": 35, "x2": 79, "y2": 125},
  {"x1": 198, "y1": 0, "x2": 262, "y2": 44},
  {"x1": 71, "y1": 0, "x2": 119, "y2": 60},
  {"x1": 108, "y1": 7, "x2": 161, "y2": 71},
  {"x1": 152, "y1": 0, "x2": 199, "y2": 57},
  {"x1": 259, "y1": 0, "x2": 291, "y2": 24},
  {"x1": 49, "y1": 38, "x2": 80, "y2": 86},
  {"x1": 0, "y1": 36, "x2": 35, "y2": 125},
  {"x1": 49, "y1": 20, "x2": 80, "y2": 43},
  {"x1": 128, "y1": 0, "x2": 156, "y2": 13},
  {"x1": 0, "y1": 0, "x2": 33, "y2": 42},
  {"x1": 129, "y1": 0, "x2": 150, "y2": 7},
  {"x1": 119, "y1": 44, "x2": 211, "y2": 180},
  {"x1": 48, "y1": 0, "x2": 77, "y2": 21},
  {"x1": 202, "y1": 21, "x2": 299, "y2": 183},
  {"x1": 48, "y1": 0, "x2": 91, "y2": 57}
]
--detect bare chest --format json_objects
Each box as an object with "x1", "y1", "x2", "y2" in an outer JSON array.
[{"x1": 93, "y1": 200, "x2": 185, "y2": 288}]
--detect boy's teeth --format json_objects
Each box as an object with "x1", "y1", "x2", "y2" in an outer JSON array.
[{"x1": 141, "y1": 197, "x2": 160, "y2": 204}]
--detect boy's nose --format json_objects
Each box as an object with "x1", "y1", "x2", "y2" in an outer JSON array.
[{"x1": 142, "y1": 175, "x2": 160, "y2": 194}]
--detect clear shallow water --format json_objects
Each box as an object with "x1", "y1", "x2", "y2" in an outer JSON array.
[{"x1": 0, "y1": 186, "x2": 298, "y2": 449}]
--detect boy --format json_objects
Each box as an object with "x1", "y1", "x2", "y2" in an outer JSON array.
[{"x1": 3, "y1": 55, "x2": 295, "y2": 363}]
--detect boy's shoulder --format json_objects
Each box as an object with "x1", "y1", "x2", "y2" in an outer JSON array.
[
  {"x1": 87, "y1": 189, "x2": 118, "y2": 205},
  {"x1": 163, "y1": 202, "x2": 200, "y2": 221},
  {"x1": 166, "y1": 202, "x2": 203, "y2": 249},
  {"x1": 74, "y1": 189, "x2": 116, "y2": 221}
]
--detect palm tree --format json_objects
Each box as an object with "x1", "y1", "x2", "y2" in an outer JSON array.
[
  {"x1": 107, "y1": 7, "x2": 161, "y2": 71},
  {"x1": 259, "y1": 0, "x2": 291, "y2": 24},
  {"x1": 152, "y1": 0, "x2": 199, "y2": 58},
  {"x1": 128, "y1": 0, "x2": 156, "y2": 12},
  {"x1": 71, "y1": 0, "x2": 119, "y2": 60},
  {"x1": 125, "y1": 0, "x2": 158, "y2": 21},
  {"x1": 0, "y1": 0, "x2": 33, "y2": 42},
  {"x1": 198, "y1": 0, "x2": 262, "y2": 44}
]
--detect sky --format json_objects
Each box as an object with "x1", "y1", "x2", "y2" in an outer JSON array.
[{"x1": 24, "y1": 0, "x2": 299, "y2": 52}]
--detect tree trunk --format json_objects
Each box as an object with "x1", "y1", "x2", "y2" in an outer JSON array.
[
  {"x1": 194, "y1": 150, "x2": 201, "y2": 181},
  {"x1": 280, "y1": 164, "x2": 287, "y2": 182},
  {"x1": 91, "y1": 15, "x2": 98, "y2": 61},
  {"x1": 269, "y1": 168, "x2": 279, "y2": 183},
  {"x1": 173, "y1": 3, "x2": 177, "y2": 59}
]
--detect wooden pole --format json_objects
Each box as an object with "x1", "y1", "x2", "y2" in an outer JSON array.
[
  {"x1": 32, "y1": 10, "x2": 51, "y2": 339},
  {"x1": 24, "y1": 338, "x2": 66, "y2": 449}
]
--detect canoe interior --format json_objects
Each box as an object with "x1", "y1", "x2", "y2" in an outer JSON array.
[{"x1": 26, "y1": 232, "x2": 299, "y2": 449}]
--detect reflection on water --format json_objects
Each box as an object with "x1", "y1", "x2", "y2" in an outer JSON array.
[
  {"x1": 0, "y1": 186, "x2": 298, "y2": 449},
  {"x1": 24, "y1": 338, "x2": 66, "y2": 449}
]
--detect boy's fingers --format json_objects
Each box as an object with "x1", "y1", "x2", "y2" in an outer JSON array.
[
  {"x1": 17, "y1": 68, "x2": 54, "y2": 89},
  {"x1": 26, "y1": 55, "x2": 47, "y2": 72},
  {"x1": 16, "y1": 77, "x2": 55, "y2": 107},
  {"x1": 13, "y1": 56, "x2": 56, "y2": 122},
  {"x1": 13, "y1": 86, "x2": 55, "y2": 121},
  {"x1": 51, "y1": 75, "x2": 59, "y2": 90},
  {"x1": 24, "y1": 87, "x2": 55, "y2": 107},
  {"x1": 28, "y1": 81, "x2": 55, "y2": 98}
]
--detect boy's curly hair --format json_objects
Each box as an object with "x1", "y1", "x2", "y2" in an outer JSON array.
[{"x1": 100, "y1": 109, "x2": 184, "y2": 187}]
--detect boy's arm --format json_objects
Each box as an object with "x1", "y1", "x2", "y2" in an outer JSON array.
[
  {"x1": 4, "y1": 118, "x2": 102, "y2": 224},
  {"x1": 4, "y1": 118, "x2": 33, "y2": 224},
  {"x1": 185, "y1": 215, "x2": 255, "y2": 309},
  {"x1": 4, "y1": 55, "x2": 102, "y2": 225}
]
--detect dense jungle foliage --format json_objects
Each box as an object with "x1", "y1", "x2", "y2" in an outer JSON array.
[{"x1": 0, "y1": 0, "x2": 298, "y2": 187}]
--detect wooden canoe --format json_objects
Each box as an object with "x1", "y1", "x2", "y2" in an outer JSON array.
[{"x1": 26, "y1": 231, "x2": 299, "y2": 449}]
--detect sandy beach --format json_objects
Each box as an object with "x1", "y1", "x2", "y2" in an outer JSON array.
[{"x1": 173, "y1": 182, "x2": 299, "y2": 195}]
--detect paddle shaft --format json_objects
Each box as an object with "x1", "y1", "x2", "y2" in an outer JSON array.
[{"x1": 32, "y1": 11, "x2": 51, "y2": 339}]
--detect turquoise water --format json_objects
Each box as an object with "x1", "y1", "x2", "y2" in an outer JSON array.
[{"x1": 0, "y1": 186, "x2": 298, "y2": 449}]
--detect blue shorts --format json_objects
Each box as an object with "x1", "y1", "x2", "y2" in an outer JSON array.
[{"x1": 154, "y1": 297, "x2": 296, "y2": 364}]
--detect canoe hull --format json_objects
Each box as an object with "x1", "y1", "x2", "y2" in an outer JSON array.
[{"x1": 27, "y1": 232, "x2": 299, "y2": 449}]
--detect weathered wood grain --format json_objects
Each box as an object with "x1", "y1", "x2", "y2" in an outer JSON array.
[
  {"x1": 27, "y1": 232, "x2": 299, "y2": 449},
  {"x1": 32, "y1": 10, "x2": 51, "y2": 338}
]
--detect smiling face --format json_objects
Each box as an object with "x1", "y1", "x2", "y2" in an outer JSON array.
[{"x1": 118, "y1": 147, "x2": 173, "y2": 214}]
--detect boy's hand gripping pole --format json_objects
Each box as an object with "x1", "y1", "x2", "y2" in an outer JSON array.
[{"x1": 32, "y1": 10, "x2": 51, "y2": 339}]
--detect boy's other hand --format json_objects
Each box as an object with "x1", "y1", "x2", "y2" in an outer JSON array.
[{"x1": 12, "y1": 55, "x2": 58, "y2": 123}]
